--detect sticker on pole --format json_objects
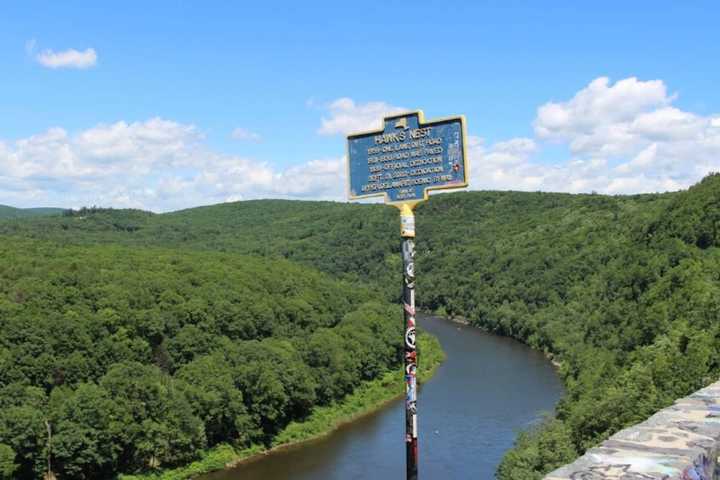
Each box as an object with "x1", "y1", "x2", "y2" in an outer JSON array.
[{"x1": 346, "y1": 111, "x2": 468, "y2": 205}]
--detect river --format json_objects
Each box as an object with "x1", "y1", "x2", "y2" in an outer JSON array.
[{"x1": 200, "y1": 315, "x2": 563, "y2": 479}]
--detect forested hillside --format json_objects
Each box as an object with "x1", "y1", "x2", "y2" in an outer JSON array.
[
  {"x1": 3, "y1": 174, "x2": 720, "y2": 478},
  {"x1": 0, "y1": 203, "x2": 399, "y2": 299},
  {"x1": 0, "y1": 239, "x2": 406, "y2": 479},
  {"x1": 0, "y1": 206, "x2": 63, "y2": 220}
]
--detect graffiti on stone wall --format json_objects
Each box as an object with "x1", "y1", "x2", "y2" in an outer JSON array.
[
  {"x1": 544, "y1": 382, "x2": 720, "y2": 480},
  {"x1": 568, "y1": 464, "x2": 657, "y2": 479}
]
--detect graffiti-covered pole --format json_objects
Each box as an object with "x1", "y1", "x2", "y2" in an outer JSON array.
[
  {"x1": 346, "y1": 111, "x2": 468, "y2": 480},
  {"x1": 400, "y1": 203, "x2": 418, "y2": 480}
]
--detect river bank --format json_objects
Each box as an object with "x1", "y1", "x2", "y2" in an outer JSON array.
[
  {"x1": 442, "y1": 312, "x2": 563, "y2": 369},
  {"x1": 196, "y1": 315, "x2": 563, "y2": 480},
  {"x1": 118, "y1": 331, "x2": 444, "y2": 480}
]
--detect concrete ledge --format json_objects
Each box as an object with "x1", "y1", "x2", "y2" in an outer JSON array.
[{"x1": 544, "y1": 380, "x2": 720, "y2": 480}]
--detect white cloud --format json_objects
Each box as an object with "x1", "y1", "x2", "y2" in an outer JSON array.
[
  {"x1": 231, "y1": 128, "x2": 262, "y2": 142},
  {"x1": 535, "y1": 77, "x2": 670, "y2": 142},
  {"x1": 534, "y1": 77, "x2": 720, "y2": 193},
  {"x1": 273, "y1": 158, "x2": 344, "y2": 198},
  {"x1": 534, "y1": 77, "x2": 674, "y2": 157},
  {"x1": 629, "y1": 107, "x2": 706, "y2": 141},
  {"x1": 468, "y1": 136, "x2": 546, "y2": 192},
  {"x1": 0, "y1": 118, "x2": 345, "y2": 212},
  {"x1": 462, "y1": 78, "x2": 720, "y2": 196},
  {"x1": 465, "y1": 129, "x2": 719, "y2": 196},
  {"x1": 318, "y1": 98, "x2": 406, "y2": 135},
  {"x1": 36, "y1": 48, "x2": 97, "y2": 69}
]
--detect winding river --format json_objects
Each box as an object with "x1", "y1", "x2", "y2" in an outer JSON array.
[{"x1": 200, "y1": 315, "x2": 563, "y2": 479}]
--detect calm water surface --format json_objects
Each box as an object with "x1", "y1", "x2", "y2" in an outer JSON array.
[{"x1": 200, "y1": 315, "x2": 563, "y2": 479}]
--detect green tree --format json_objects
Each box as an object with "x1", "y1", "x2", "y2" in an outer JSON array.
[
  {"x1": 0, "y1": 444, "x2": 18, "y2": 480},
  {"x1": 48, "y1": 383, "x2": 122, "y2": 479}
]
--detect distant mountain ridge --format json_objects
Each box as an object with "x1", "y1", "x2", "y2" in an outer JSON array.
[{"x1": 0, "y1": 204, "x2": 64, "y2": 219}]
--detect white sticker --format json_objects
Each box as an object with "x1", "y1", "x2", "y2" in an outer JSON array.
[{"x1": 401, "y1": 214, "x2": 415, "y2": 237}]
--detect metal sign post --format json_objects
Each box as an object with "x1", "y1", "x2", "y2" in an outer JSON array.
[
  {"x1": 347, "y1": 111, "x2": 468, "y2": 480},
  {"x1": 400, "y1": 203, "x2": 418, "y2": 479}
]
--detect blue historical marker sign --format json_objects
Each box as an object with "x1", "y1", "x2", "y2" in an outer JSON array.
[{"x1": 347, "y1": 111, "x2": 468, "y2": 205}]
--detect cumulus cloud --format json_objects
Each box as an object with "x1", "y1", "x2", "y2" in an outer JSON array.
[
  {"x1": 527, "y1": 76, "x2": 720, "y2": 192},
  {"x1": 231, "y1": 128, "x2": 262, "y2": 142},
  {"x1": 0, "y1": 118, "x2": 346, "y2": 212},
  {"x1": 318, "y1": 98, "x2": 406, "y2": 135},
  {"x1": 36, "y1": 47, "x2": 97, "y2": 69},
  {"x1": 535, "y1": 77, "x2": 672, "y2": 156},
  {"x1": 535, "y1": 78, "x2": 670, "y2": 140}
]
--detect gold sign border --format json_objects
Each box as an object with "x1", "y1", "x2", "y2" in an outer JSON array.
[{"x1": 345, "y1": 110, "x2": 469, "y2": 209}]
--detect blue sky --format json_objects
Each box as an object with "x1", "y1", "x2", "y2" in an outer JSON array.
[{"x1": 1, "y1": 1, "x2": 719, "y2": 211}]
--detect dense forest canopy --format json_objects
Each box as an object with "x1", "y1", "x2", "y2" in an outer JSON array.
[
  {"x1": 2, "y1": 173, "x2": 720, "y2": 478},
  {"x1": 0, "y1": 240, "x2": 405, "y2": 479}
]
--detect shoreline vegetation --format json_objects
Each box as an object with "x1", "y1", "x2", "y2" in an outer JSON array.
[
  {"x1": 444, "y1": 313, "x2": 562, "y2": 368},
  {"x1": 119, "y1": 331, "x2": 444, "y2": 480}
]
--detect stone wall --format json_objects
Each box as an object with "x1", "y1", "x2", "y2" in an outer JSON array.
[{"x1": 544, "y1": 380, "x2": 720, "y2": 480}]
